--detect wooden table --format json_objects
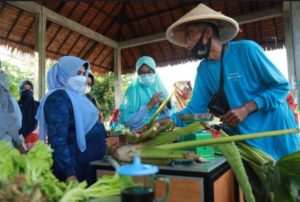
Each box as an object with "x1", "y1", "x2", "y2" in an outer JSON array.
[{"x1": 91, "y1": 156, "x2": 240, "y2": 202}]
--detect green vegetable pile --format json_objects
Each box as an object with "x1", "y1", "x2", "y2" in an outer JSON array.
[{"x1": 0, "y1": 141, "x2": 120, "y2": 202}]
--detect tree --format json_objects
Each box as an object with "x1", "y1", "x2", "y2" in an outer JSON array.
[
  {"x1": 1, "y1": 60, "x2": 34, "y2": 99},
  {"x1": 121, "y1": 73, "x2": 135, "y2": 97},
  {"x1": 91, "y1": 72, "x2": 135, "y2": 121},
  {"x1": 91, "y1": 72, "x2": 115, "y2": 121}
]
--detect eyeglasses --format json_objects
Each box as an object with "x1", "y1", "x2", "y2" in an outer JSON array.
[{"x1": 77, "y1": 70, "x2": 87, "y2": 76}]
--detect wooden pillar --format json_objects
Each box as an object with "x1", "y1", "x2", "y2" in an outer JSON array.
[
  {"x1": 114, "y1": 48, "x2": 122, "y2": 108},
  {"x1": 284, "y1": 2, "x2": 300, "y2": 106},
  {"x1": 36, "y1": 7, "x2": 46, "y2": 98}
]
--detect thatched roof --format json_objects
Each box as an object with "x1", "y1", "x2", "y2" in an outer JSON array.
[{"x1": 0, "y1": 1, "x2": 284, "y2": 74}]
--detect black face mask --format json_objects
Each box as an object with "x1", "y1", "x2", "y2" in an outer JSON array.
[
  {"x1": 20, "y1": 89, "x2": 33, "y2": 99},
  {"x1": 191, "y1": 31, "x2": 212, "y2": 60}
]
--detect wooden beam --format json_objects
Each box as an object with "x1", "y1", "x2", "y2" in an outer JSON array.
[
  {"x1": 284, "y1": 1, "x2": 300, "y2": 109},
  {"x1": 114, "y1": 48, "x2": 122, "y2": 108},
  {"x1": 36, "y1": 7, "x2": 46, "y2": 98},
  {"x1": 236, "y1": 6, "x2": 283, "y2": 25},
  {"x1": 119, "y1": 32, "x2": 166, "y2": 49},
  {"x1": 9, "y1": 1, "x2": 118, "y2": 48}
]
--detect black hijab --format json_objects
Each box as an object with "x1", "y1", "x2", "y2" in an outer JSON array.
[{"x1": 18, "y1": 80, "x2": 39, "y2": 138}]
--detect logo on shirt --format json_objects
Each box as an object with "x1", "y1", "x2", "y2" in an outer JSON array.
[{"x1": 227, "y1": 72, "x2": 242, "y2": 81}]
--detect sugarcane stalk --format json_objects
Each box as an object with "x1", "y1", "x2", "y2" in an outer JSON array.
[
  {"x1": 114, "y1": 145, "x2": 192, "y2": 162},
  {"x1": 156, "y1": 128, "x2": 299, "y2": 150},
  {"x1": 135, "y1": 126, "x2": 159, "y2": 143},
  {"x1": 144, "y1": 122, "x2": 205, "y2": 147},
  {"x1": 147, "y1": 90, "x2": 175, "y2": 128},
  {"x1": 114, "y1": 122, "x2": 204, "y2": 162},
  {"x1": 158, "y1": 120, "x2": 175, "y2": 133},
  {"x1": 140, "y1": 148, "x2": 192, "y2": 159},
  {"x1": 237, "y1": 142, "x2": 275, "y2": 186}
]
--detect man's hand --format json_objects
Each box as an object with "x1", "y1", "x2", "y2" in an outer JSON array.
[
  {"x1": 147, "y1": 92, "x2": 163, "y2": 109},
  {"x1": 221, "y1": 107, "x2": 248, "y2": 128},
  {"x1": 221, "y1": 101, "x2": 257, "y2": 128}
]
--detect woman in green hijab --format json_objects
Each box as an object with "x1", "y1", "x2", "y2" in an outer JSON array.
[{"x1": 119, "y1": 56, "x2": 176, "y2": 132}]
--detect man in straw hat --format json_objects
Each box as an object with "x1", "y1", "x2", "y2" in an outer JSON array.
[{"x1": 166, "y1": 3, "x2": 300, "y2": 201}]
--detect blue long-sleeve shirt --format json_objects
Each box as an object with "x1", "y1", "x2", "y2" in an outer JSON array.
[
  {"x1": 44, "y1": 90, "x2": 107, "y2": 184},
  {"x1": 173, "y1": 40, "x2": 300, "y2": 160}
]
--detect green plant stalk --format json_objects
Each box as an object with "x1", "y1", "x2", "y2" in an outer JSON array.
[
  {"x1": 123, "y1": 130, "x2": 137, "y2": 143},
  {"x1": 140, "y1": 148, "x2": 192, "y2": 159},
  {"x1": 144, "y1": 122, "x2": 205, "y2": 147},
  {"x1": 273, "y1": 151, "x2": 300, "y2": 201},
  {"x1": 217, "y1": 130, "x2": 255, "y2": 202},
  {"x1": 237, "y1": 142, "x2": 275, "y2": 186},
  {"x1": 158, "y1": 120, "x2": 175, "y2": 133},
  {"x1": 147, "y1": 90, "x2": 175, "y2": 127},
  {"x1": 156, "y1": 128, "x2": 299, "y2": 150},
  {"x1": 136, "y1": 126, "x2": 159, "y2": 143}
]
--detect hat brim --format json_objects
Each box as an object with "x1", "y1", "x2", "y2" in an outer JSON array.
[{"x1": 166, "y1": 14, "x2": 239, "y2": 47}]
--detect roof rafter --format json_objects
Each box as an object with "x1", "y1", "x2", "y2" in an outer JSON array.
[
  {"x1": 45, "y1": 2, "x2": 65, "y2": 30},
  {"x1": 239, "y1": 2, "x2": 248, "y2": 39},
  {"x1": 77, "y1": 38, "x2": 91, "y2": 58},
  {"x1": 20, "y1": 17, "x2": 34, "y2": 43},
  {"x1": 236, "y1": 6, "x2": 282, "y2": 25},
  {"x1": 119, "y1": 6, "x2": 283, "y2": 49},
  {"x1": 0, "y1": 2, "x2": 6, "y2": 16},
  {"x1": 123, "y1": 2, "x2": 196, "y2": 24},
  {"x1": 56, "y1": 2, "x2": 94, "y2": 54},
  {"x1": 66, "y1": 2, "x2": 108, "y2": 56},
  {"x1": 139, "y1": 2, "x2": 162, "y2": 60},
  {"x1": 80, "y1": 2, "x2": 121, "y2": 60},
  {"x1": 96, "y1": 2, "x2": 128, "y2": 70},
  {"x1": 46, "y1": 2, "x2": 79, "y2": 50},
  {"x1": 127, "y1": 3, "x2": 148, "y2": 55},
  {"x1": 97, "y1": 48, "x2": 112, "y2": 67},
  {"x1": 164, "y1": 2, "x2": 177, "y2": 58},
  {"x1": 6, "y1": 10, "x2": 23, "y2": 38},
  {"x1": 8, "y1": 1, "x2": 118, "y2": 48},
  {"x1": 93, "y1": 46, "x2": 109, "y2": 65}
]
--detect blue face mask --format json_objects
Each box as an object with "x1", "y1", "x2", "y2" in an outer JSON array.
[{"x1": 138, "y1": 73, "x2": 156, "y2": 86}]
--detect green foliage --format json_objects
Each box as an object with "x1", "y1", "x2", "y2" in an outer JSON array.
[
  {"x1": 1, "y1": 60, "x2": 34, "y2": 99},
  {"x1": 0, "y1": 141, "x2": 121, "y2": 201},
  {"x1": 91, "y1": 72, "x2": 116, "y2": 121},
  {"x1": 91, "y1": 72, "x2": 134, "y2": 121},
  {"x1": 272, "y1": 151, "x2": 300, "y2": 202}
]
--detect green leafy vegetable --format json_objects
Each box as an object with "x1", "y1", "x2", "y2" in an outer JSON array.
[{"x1": 0, "y1": 141, "x2": 121, "y2": 201}]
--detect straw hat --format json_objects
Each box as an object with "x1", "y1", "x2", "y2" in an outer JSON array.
[{"x1": 166, "y1": 3, "x2": 239, "y2": 47}]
